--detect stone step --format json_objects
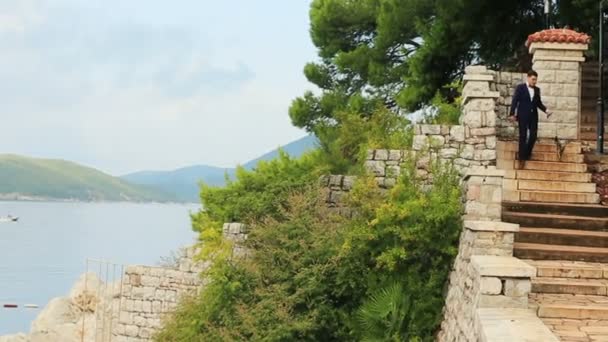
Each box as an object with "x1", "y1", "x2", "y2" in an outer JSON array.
[
  {"x1": 505, "y1": 170, "x2": 592, "y2": 183},
  {"x1": 514, "y1": 243, "x2": 608, "y2": 263},
  {"x1": 516, "y1": 190, "x2": 600, "y2": 204},
  {"x1": 532, "y1": 277, "x2": 608, "y2": 296},
  {"x1": 498, "y1": 159, "x2": 589, "y2": 173},
  {"x1": 503, "y1": 211, "x2": 608, "y2": 231},
  {"x1": 516, "y1": 180, "x2": 596, "y2": 193},
  {"x1": 517, "y1": 227, "x2": 608, "y2": 248},
  {"x1": 498, "y1": 150, "x2": 584, "y2": 163},
  {"x1": 581, "y1": 132, "x2": 607, "y2": 141},
  {"x1": 497, "y1": 141, "x2": 582, "y2": 154},
  {"x1": 503, "y1": 201, "x2": 608, "y2": 218},
  {"x1": 533, "y1": 294, "x2": 608, "y2": 320},
  {"x1": 526, "y1": 260, "x2": 607, "y2": 279}
]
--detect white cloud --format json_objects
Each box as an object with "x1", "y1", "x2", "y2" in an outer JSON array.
[
  {"x1": 0, "y1": 0, "x2": 317, "y2": 175},
  {"x1": 0, "y1": 1, "x2": 46, "y2": 33}
]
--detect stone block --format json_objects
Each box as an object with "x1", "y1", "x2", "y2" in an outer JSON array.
[
  {"x1": 386, "y1": 165, "x2": 400, "y2": 178},
  {"x1": 470, "y1": 127, "x2": 496, "y2": 137},
  {"x1": 125, "y1": 325, "x2": 139, "y2": 337},
  {"x1": 464, "y1": 221, "x2": 518, "y2": 233},
  {"x1": 440, "y1": 148, "x2": 458, "y2": 159},
  {"x1": 342, "y1": 176, "x2": 356, "y2": 190},
  {"x1": 421, "y1": 124, "x2": 441, "y2": 135},
  {"x1": 480, "y1": 185, "x2": 502, "y2": 203},
  {"x1": 560, "y1": 61, "x2": 580, "y2": 70},
  {"x1": 534, "y1": 61, "x2": 561, "y2": 70},
  {"x1": 480, "y1": 277, "x2": 503, "y2": 295},
  {"x1": 478, "y1": 295, "x2": 528, "y2": 308},
  {"x1": 465, "y1": 65, "x2": 489, "y2": 74},
  {"x1": 536, "y1": 70, "x2": 555, "y2": 83},
  {"x1": 484, "y1": 110, "x2": 497, "y2": 127},
  {"x1": 556, "y1": 70, "x2": 579, "y2": 84},
  {"x1": 556, "y1": 97, "x2": 579, "y2": 111},
  {"x1": 366, "y1": 149, "x2": 374, "y2": 160},
  {"x1": 462, "y1": 110, "x2": 483, "y2": 128},
  {"x1": 556, "y1": 123, "x2": 578, "y2": 139},
  {"x1": 364, "y1": 160, "x2": 385, "y2": 177},
  {"x1": 504, "y1": 279, "x2": 531, "y2": 297},
  {"x1": 412, "y1": 135, "x2": 428, "y2": 150},
  {"x1": 450, "y1": 125, "x2": 465, "y2": 142},
  {"x1": 329, "y1": 175, "x2": 343, "y2": 187},
  {"x1": 429, "y1": 135, "x2": 446, "y2": 147},
  {"x1": 388, "y1": 150, "x2": 402, "y2": 161},
  {"x1": 467, "y1": 185, "x2": 481, "y2": 200},
  {"x1": 463, "y1": 99, "x2": 496, "y2": 112},
  {"x1": 464, "y1": 80, "x2": 491, "y2": 93},
  {"x1": 143, "y1": 301, "x2": 152, "y2": 313},
  {"x1": 374, "y1": 149, "x2": 389, "y2": 161},
  {"x1": 485, "y1": 136, "x2": 497, "y2": 149},
  {"x1": 471, "y1": 255, "x2": 536, "y2": 278},
  {"x1": 562, "y1": 83, "x2": 579, "y2": 97}
]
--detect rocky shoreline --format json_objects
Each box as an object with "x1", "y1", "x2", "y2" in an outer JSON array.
[{"x1": 0, "y1": 273, "x2": 118, "y2": 342}]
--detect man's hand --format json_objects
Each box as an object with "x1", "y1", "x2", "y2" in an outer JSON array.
[
  {"x1": 508, "y1": 115, "x2": 517, "y2": 122},
  {"x1": 546, "y1": 111, "x2": 553, "y2": 118}
]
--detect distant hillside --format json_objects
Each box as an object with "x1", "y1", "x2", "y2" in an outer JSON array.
[
  {"x1": 122, "y1": 135, "x2": 318, "y2": 202},
  {"x1": 0, "y1": 154, "x2": 174, "y2": 202}
]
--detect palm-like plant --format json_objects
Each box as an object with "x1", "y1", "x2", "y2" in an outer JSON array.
[{"x1": 356, "y1": 282, "x2": 411, "y2": 342}]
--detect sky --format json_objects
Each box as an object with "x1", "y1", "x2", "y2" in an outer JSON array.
[{"x1": 0, "y1": 0, "x2": 317, "y2": 175}]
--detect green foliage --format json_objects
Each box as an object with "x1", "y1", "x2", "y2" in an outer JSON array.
[
  {"x1": 158, "y1": 153, "x2": 463, "y2": 341},
  {"x1": 314, "y1": 106, "x2": 413, "y2": 174},
  {"x1": 0, "y1": 154, "x2": 173, "y2": 202},
  {"x1": 344, "y1": 156, "x2": 463, "y2": 341},
  {"x1": 293, "y1": 0, "x2": 599, "y2": 124},
  {"x1": 422, "y1": 81, "x2": 463, "y2": 125},
  {"x1": 356, "y1": 283, "x2": 410, "y2": 342}
]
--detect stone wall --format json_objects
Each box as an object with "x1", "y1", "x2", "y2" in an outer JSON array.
[
  {"x1": 493, "y1": 71, "x2": 526, "y2": 139},
  {"x1": 112, "y1": 248, "x2": 206, "y2": 342},
  {"x1": 437, "y1": 169, "x2": 541, "y2": 342},
  {"x1": 112, "y1": 223, "x2": 248, "y2": 341},
  {"x1": 319, "y1": 174, "x2": 356, "y2": 217}
]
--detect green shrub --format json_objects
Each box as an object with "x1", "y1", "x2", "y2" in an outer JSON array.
[{"x1": 157, "y1": 154, "x2": 463, "y2": 341}]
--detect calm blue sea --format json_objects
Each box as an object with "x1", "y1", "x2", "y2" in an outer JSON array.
[{"x1": 0, "y1": 201, "x2": 199, "y2": 335}]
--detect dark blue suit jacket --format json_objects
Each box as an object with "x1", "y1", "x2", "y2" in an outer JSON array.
[{"x1": 509, "y1": 83, "x2": 547, "y2": 121}]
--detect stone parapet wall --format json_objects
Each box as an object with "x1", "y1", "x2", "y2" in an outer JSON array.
[
  {"x1": 112, "y1": 224, "x2": 248, "y2": 341},
  {"x1": 493, "y1": 71, "x2": 526, "y2": 139},
  {"x1": 437, "y1": 169, "x2": 540, "y2": 342},
  {"x1": 112, "y1": 248, "x2": 206, "y2": 342}
]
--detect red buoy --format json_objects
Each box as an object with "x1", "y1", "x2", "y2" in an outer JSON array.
[{"x1": 3, "y1": 304, "x2": 17, "y2": 308}]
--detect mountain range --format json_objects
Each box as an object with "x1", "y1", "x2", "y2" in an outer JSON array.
[
  {"x1": 122, "y1": 135, "x2": 317, "y2": 202},
  {"x1": 0, "y1": 135, "x2": 317, "y2": 203}
]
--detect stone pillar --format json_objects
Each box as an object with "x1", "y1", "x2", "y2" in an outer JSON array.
[
  {"x1": 462, "y1": 169, "x2": 505, "y2": 222},
  {"x1": 526, "y1": 29, "x2": 590, "y2": 140},
  {"x1": 461, "y1": 66, "x2": 500, "y2": 169}
]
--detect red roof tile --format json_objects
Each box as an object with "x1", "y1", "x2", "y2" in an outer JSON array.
[{"x1": 526, "y1": 29, "x2": 591, "y2": 47}]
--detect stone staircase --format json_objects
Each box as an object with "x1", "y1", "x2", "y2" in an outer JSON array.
[
  {"x1": 498, "y1": 141, "x2": 600, "y2": 205},
  {"x1": 499, "y1": 142, "x2": 608, "y2": 341}
]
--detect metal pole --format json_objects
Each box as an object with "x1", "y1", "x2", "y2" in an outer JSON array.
[
  {"x1": 599, "y1": 0, "x2": 606, "y2": 154},
  {"x1": 545, "y1": 0, "x2": 551, "y2": 29}
]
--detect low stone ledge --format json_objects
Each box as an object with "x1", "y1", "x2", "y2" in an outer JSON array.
[
  {"x1": 464, "y1": 221, "x2": 519, "y2": 233},
  {"x1": 472, "y1": 255, "x2": 536, "y2": 278},
  {"x1": 476, "y1": 308, "x2": 559, "y2": 342}
]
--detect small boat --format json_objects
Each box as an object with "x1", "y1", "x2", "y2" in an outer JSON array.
[{"x1": 0, "y1": 215, "x2": 18, "y2": 223}]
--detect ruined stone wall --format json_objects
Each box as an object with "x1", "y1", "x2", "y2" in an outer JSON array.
[{"x1": 112, "y1": 223, "x2": 248, "y2": 341}]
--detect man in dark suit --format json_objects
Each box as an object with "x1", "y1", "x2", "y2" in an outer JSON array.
[{"x1": 509, "y1": 70, "x2": 553, "y2": 161}]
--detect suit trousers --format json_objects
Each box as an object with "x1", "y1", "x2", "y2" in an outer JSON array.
[{"x1": 518, "y1": 113, "x2": 538, "y2": 160}]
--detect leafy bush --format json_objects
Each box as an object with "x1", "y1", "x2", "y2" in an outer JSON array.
[{"x1": 157, "y1": 155, "x2": 462, "y2": 341}]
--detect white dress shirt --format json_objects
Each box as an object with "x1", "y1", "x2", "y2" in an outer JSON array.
[{"x1": 526, "y1": 82, "x2": 534, "y2": 101}]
